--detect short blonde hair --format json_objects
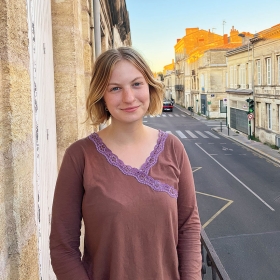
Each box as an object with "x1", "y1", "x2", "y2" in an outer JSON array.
[{"x1": 86, "y1": 47, "x2": 164, "y2": 125}]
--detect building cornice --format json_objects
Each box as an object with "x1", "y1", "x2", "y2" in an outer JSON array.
[
  {"x1": 226, "y1": 88, "x2": 253, "y2": 94},
  {"x1": 226, "y1": 44, "x2": 252, "y2": 57}
]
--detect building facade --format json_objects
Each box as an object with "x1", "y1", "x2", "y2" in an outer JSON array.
[
  {"x1": 197, "y1": 49, "x2": 228, "y2": 118},
  {"x1": 0, "y1": 0, "x2": 131, "y2": 279},
  {"x1": 252, "y1": 25, "x2": 280, "y2": 146},
  {"x1": 174, "y1": 27, "x2": 244, "y2": 114},
  {"x1": 163, "y1": 60, "x2": 175, "y2": 101},
  {"x1": 226, "y1": 24, "x2": 280, "y2": 147},
  {"x1": 226, "y1": 43, "x2": 254, "y2": 134}
]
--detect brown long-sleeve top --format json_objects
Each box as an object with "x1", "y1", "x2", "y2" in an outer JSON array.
[{"x1": 50, "y1": 130, "x2": 201, "y2": 280}]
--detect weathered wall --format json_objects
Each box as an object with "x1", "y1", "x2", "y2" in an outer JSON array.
[
  {"x1": 51, "y1": 0, "x2": 93, "y2": 167},
  {"x1": 0, "y1": 0, "x2": 39, "y2": 279}
]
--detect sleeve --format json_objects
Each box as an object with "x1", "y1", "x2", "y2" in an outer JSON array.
[
  {"x1": 176, "y1": 144, "x2": 202, "y2": 279},
  {"x1": 50, "y1": 146, "x2": 90, "y2": 280}
]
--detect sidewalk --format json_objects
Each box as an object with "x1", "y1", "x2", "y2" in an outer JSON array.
[{"x1": 175, "y1": 105, "x2": 280, "y2": 165}]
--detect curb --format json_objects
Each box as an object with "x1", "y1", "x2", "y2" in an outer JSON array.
[{"x1": 212, "y1": 128, "x2": 280, "y2": 165}]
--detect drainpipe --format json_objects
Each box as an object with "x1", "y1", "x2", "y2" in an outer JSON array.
[
  {"x1": 252, "y1": 42, "x2": 255, "y2": 138},
  {"x1": 93, "y1": 0, "x2": 101, "y2": 58}
]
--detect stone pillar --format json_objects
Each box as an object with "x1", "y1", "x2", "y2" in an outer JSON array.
[
  {"x1": 0, "y1": 0, "x2": 39, "y2": 279},
  {"x1": 51, "y1": 0, "x2": 93, "y2": 167}
]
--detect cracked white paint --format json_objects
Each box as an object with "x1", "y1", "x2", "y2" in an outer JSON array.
[{"x1": 27, "y1": 0, "x2": 58, "y2": 278}]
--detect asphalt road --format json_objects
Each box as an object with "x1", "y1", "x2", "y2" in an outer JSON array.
[{"x1": 144, "y1": 106, "x2": 280, "y2": 280}]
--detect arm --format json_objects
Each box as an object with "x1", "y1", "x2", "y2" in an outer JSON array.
[
  {"x1": 177, "y1": 149, "x2": 202, "y2": 279},
  {"x1": 50, "y1": 147, "x2": 90, "y2": 280}
]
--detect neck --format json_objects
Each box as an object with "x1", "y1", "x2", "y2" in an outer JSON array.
[{"x1": 102, "y1": 119, "x2": 148, "y2": 145}]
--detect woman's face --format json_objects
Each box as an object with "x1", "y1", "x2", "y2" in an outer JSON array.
[{"x1": 104, "y1": 60, "x2": 150, "y2": 125}]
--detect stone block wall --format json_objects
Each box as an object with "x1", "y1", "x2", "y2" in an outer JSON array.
[
  {"x1": 51, "y1": 0, "x2": 94, "y2": 167},
  {"x1": 0, "y1": 0, "x2": 39, "y2": 279}
]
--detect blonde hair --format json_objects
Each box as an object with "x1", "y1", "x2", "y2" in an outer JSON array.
[{"x1": 86, "y1": 47, "x2": 164, "y2": 125}]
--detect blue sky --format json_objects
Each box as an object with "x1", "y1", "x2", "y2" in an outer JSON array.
[{"x1": 125, "y1": 0, "x2": 280, "y2": 72}]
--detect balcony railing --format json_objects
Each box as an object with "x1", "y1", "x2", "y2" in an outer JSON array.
[
  {"x1": 201, "y1": 228, "x2": 230, "y2": 279},
  {"x1": 175, "y1": 85, "x2": 184, "y2": 91}
]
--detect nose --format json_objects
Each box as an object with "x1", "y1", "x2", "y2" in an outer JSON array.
[{"x1": 122, "y1": 86, "x2": 135, "y2": 103}]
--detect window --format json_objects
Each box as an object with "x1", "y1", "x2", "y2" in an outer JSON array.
[
  {"x1": 278, "y1": 56, "x2": 280, "y2": 85},
  {"x1": 240, "y1": 64, "x2": 246, "y2": 88},
  {"x1": 248, "y1": 62, "x2": 252, "y2": 89},
  {"x1": 257, "y1": 102, "x2": 261, "y2": 127},
  {"x1": 230, "y1": 66, "x2": 233, "y2": 88},
  {"x1": 256, "y1": 60, "x2": 261, "y2": 85},
  {"x1": 220, "y1": 100, "x2": 227, "y2": 113},
  {"x1": 267, "y1": 103, "x2": 272, "y2": 130},
  {"x1": 266, "y1": 57, "x2": 271, "y2": 85},
  {"x1": 234, "y1": 65, "x2": 237, "y2": 88},
  {"x1": 226, "y1": 72, "x2": 228, "y2": 88}
]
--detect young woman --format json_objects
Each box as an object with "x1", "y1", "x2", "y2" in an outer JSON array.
[{"x1": 50, "y1": 47, "x2": 202, "y2": 280}]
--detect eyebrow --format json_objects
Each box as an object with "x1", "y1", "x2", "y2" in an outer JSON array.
[{"x1": 108, "y1": 76, "x2": 144, "y2": 85}]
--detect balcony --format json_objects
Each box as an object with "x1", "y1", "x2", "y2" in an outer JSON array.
[
  {"x1": 175, "y1": 84, "x2": 184, "y2": 91},
  {"x1": 201, "y1": 228, "x2": 230, "y2": 279}
]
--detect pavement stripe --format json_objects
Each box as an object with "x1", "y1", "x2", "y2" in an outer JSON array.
[
  {"x1": 195, "y1": 143, "x2": 275, "y2": 211},
  {"x1": 181, "y1": 114, "x2": 186, "y2": 117},
  {"x1": 169, "y1": 114, "x2": 173, "y2": 117},
  {"x1": 185, "y1": 130, "x2": 198, "y2": 138},
  {"x1": 162, "y1": 114, "x2": 166, "y2": 117},
  {"x1": 176, "y1": 130, "x2": 187, "y2": 138},
  {"x1": 195, "y1": 131, "x2": 209, "y2": 138},
  {"x1": 204, "y1": 131, "x2": 220, "y2": 138},
  {"x1": 174, "y1": 114, "x2": 180, "y2": 117},
  {"x1": 166, "y1": 131, "x2": 173, "y2": 134}
]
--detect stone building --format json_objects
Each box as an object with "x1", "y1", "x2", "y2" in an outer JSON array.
[
  {"x1": 226, "y1": 23, "x2": 280, "y2": 146},
  {"x1": 163, "y1": 59, "x2": 175, "y2": 101},
  {"x1": 174, "y1": 28, "x2": 226, "y2": 108},
  {"x1": 0, "y1": 0, "x2": 131, "y2": 279},
  {"x1": 196, "y1": 49, "x2": 229, "y2": 118},
  {"x1": 251, "y1": 25, "x2": 280, "y2": 146}
]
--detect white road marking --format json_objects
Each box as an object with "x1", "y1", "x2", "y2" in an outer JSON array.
[
  {"x1": 206, "y1": 124, "x2": 227, "y2": 126},
  {"x1": 166, "y1": 131, "x2": 173, "y2": 134},
  {"x1": 205, "y1": 131, "x2": 220, "y2": 138},
  {"x1": 176, "y1": 130, "x2": 187, "y2": 138},
  {"x1": 195, "y1": 143, "x2": 275, "y2": 211},
  {"x1": 195, "y1": 131, "x2": 209, "y2": 138},
  {"x1": 174, "y1": 114, "x2": 180, "y2": 117},
  {"x1": 185, "y1": 130, "x2": 198, "y2": 138},
  {"x1": 162, "y1": 114, "x2": 166, "y2": 117},
  {"x1": 181, "y1": 114, "x2": 186, "y2": 117}
]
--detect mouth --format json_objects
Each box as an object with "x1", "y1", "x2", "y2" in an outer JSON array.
[{"x1": 121, "y1": 106, "x2": 140, "y2": 112}]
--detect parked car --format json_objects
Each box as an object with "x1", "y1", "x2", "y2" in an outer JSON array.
[{"x1": 163, "y1": 100, "x2": 173, "y2": 112}]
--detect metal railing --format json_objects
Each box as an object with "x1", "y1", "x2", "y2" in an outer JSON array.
[{"x1": 201, "y1": 228, "x2": 230, "y2": 279}]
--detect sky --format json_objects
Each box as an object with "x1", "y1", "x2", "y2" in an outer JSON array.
[{"x1": 125, "y1": 0, "x2": 280, "y2": 72}]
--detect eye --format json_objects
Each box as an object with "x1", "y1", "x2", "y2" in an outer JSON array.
[
  {"x1": 110, "y1": 86, "x2": 120, "y2": 92},
  {"x1": 133, "y1": 82, "x2": 142, "y2": 87}
]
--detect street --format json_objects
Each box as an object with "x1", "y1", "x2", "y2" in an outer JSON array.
[{"x1": 145, "y1": 106, "x2": 280, "y2": 280}]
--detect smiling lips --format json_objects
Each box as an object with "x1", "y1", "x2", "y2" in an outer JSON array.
[{"x1": 121, "y1": 106, "x2": 140, "y2": 112}]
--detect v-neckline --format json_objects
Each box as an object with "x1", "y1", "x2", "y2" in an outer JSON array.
[{"x1": 89, "y1": 130, "x2": 168, "y2": 174}]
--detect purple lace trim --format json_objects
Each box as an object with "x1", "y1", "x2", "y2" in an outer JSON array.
[{"x1": 88, "y1": 131, "x2": 178, "y2": 199}]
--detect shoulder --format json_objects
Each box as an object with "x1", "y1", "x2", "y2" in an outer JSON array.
[
  {"x1": 163, "y1": 132, "x2": 185, "y2": 151},
  {"x1": 64, "y1": 134, "x2": 96, "y2": 162}
]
